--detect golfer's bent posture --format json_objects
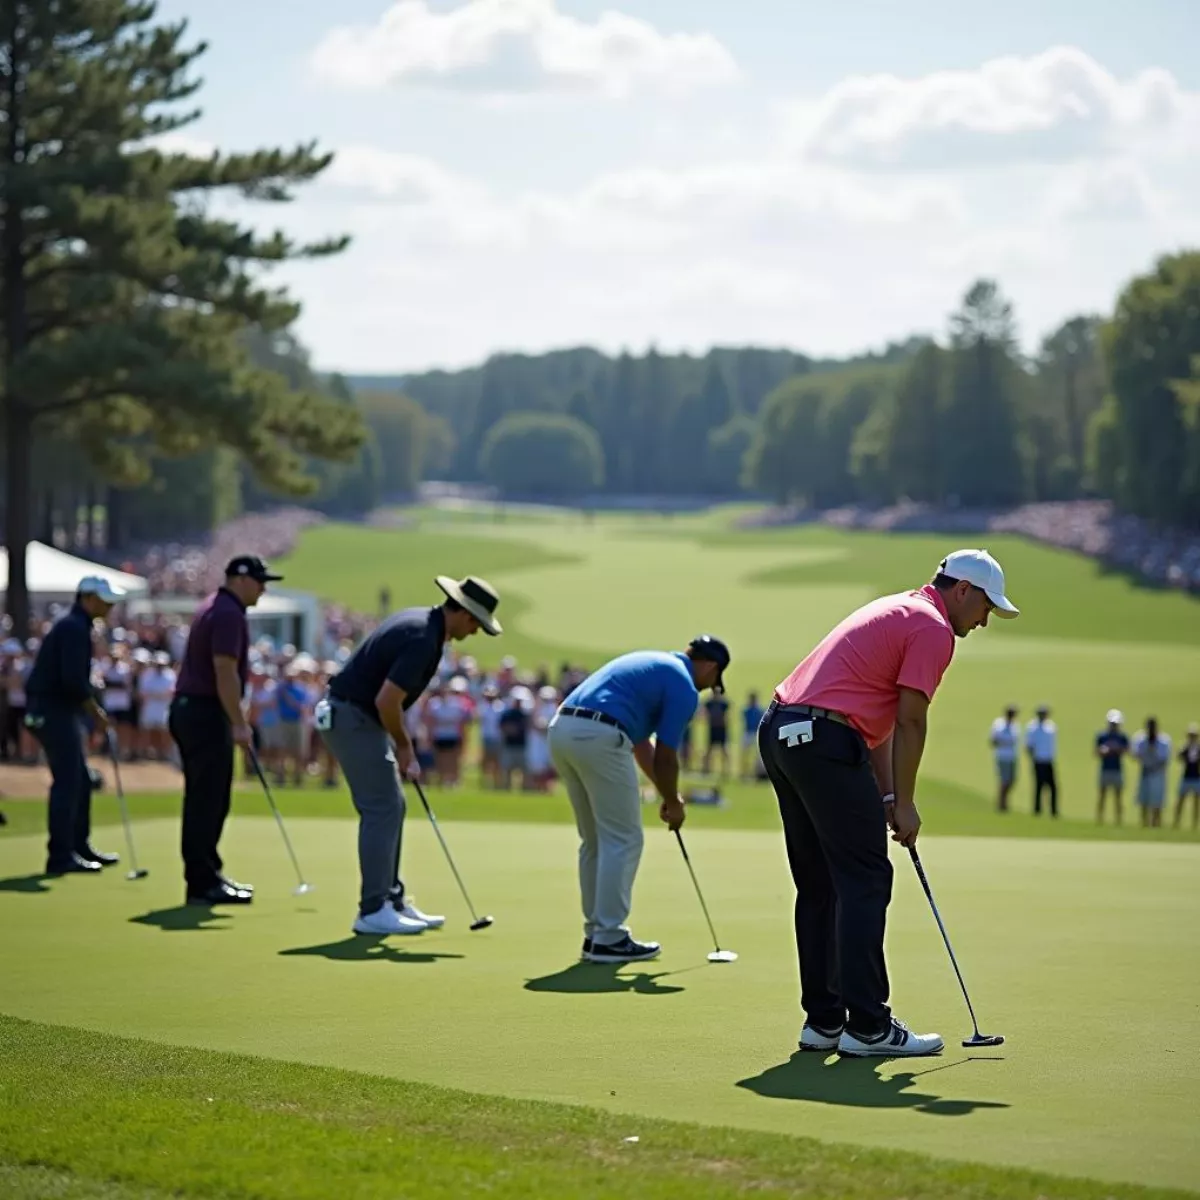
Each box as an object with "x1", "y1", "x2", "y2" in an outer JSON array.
[
  {"x1": 549, "y1": 636, "x2": 731, "y2": 963},
  {"x1": 320, "y1": 576, "x2": 502, "y2": 936},
  {"x1": 172, "y1": 556, "x2": 280, "y2": 905},
  {"x1": 759, "y1": 549, "x2": 1018, "y2": 1058}
]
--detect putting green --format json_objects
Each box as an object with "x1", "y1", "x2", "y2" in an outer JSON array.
[{"x1": 2, "y1": 816, "x2": 1197, "y2": 1191}]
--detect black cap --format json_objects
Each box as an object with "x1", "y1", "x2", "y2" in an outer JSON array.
[
  {"x1": 225, "y1": 555, "x2": 284, "y2": 584},
  {"x1": 687, "y1": 634, "x2": 731, "y2": 693}
]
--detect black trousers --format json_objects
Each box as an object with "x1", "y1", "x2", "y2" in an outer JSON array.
[
  {"x1": 28, "y1": 708, "x2": 93, "y2": 869},
  {"x1": 169, "y1": 695, "x2": 234, "y2": 893},
  {"x1": 758, "y1": 703, "x2": 893, "y2": 1037},
  {"x1": 1032, "y1": 761, "x2": 1058, "y2": 816}
]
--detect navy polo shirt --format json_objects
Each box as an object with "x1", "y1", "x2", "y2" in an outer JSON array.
[
  {"x1": 563, "y1": 651, "x2": 699, "y2": 748},
  {"x1": 25, "y1": 604, "x2": 96, "y2": 713},
  {"x1": 329, "y1": 605, "x2": 445, "y2": 721}
]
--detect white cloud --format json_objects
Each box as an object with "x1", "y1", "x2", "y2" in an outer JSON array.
[
  {"x1": 141, "y1": 131, "x2": 219, "y2": 158},
  {"x1": 1042, "y1": 159, "x2": 1168, "y2": 224},
  {"x1": 310, "y1": 0, "x2": 739, "y2": 99},
  {"x1": 789, "y1": 46, "x2": 1200, "y2": 171}
]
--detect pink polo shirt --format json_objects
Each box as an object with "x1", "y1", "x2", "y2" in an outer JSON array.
[{"x1": 774, "y1": 585, "x2": 956, "y2": 749}]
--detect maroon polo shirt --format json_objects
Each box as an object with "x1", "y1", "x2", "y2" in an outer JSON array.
[{"x1": 175, "y1": 587, "x2": 249, "y2": 698}]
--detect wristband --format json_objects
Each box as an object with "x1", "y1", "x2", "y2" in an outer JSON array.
[{"x1": 881, "y1": 792, "x2": 895, "y2": 805}]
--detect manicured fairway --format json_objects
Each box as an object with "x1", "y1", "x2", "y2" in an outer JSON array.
[
  {"x1": 278, "y1": 512, "x2": 1200, "y2": 826},
  {"x1": 3, "y1": 816, "x2": 1198, "y2": 1192}
]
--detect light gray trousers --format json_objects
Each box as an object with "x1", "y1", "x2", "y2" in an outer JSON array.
[
  {"x1": 548, "y1": 713, "x2": 643, "y2": 946},
  {"x1": 320, "y1": 696, "x2": 406, "y2": 917}
]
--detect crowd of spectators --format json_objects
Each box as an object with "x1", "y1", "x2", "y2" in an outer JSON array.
[{"x1": 747, "y1": 499, "x2": 1200, "y2": 594}]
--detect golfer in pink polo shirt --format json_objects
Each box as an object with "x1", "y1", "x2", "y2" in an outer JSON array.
[{"x1": 758, "y1": 549, "x2": 1019, "y2": 1058}]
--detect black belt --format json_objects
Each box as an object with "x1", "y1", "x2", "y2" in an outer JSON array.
[
  {"x1": 766, "y1": 698, "x2": 853, "y2": 728},
  {"x1": 559, "y1": 706, "x2": 630, "y2": 739},
  {"x1": 327, "y1": 691, "x2": 381, "y2": 725}
]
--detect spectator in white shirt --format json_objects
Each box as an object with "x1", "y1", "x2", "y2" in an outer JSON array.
[
  {"x1": 1025, "y1": 705, "x2": 1059, "y2": 818},
  {"x1": 1131, "y1": 716, "x2": 1171, "y2": 828},
  {"x1": 989, "y1": 704, "x2": 1020, "y2": 813},
  {"x1": 137, "y1": 651, "x2": 177, "y2": 762}
]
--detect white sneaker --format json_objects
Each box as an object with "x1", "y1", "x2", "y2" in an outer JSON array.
[
  {"x1": 397, "y1": 898, "x2": 444, "y2": 929},
  {"x1": 799, "y1": 1023, "x2": 844, "y2": 1053},
  {"x1": 352, "y1": 901, "x2": 426, "y2": 936},
  {"x1": 838, "y1": 1017, "x2": 944, "y2": 1058}
]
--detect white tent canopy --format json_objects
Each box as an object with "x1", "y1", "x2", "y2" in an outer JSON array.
[{"x1": 0, "y1": 541, "x2": 149, "y2": 600}]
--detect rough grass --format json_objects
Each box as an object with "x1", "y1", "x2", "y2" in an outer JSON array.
[{"x1": 1, "y1": 1017, "x2": 1190, "y2": 1200}]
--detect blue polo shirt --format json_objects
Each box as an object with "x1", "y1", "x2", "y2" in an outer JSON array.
[{"x1": 563, "y1": 651, "x2": 699, "y2": 748}]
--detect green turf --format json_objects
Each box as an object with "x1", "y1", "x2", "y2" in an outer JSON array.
[
  {"x1": 2, "y1": 818, "x2": 1198, "y2": 1192},
  {"x1": 4, "y1": 1020, "x2": 1190, "y2": 1200},
  {"x1": 5, "y1": 771, "x2": 1200, "y2": 843},
  {"x1": 3, "y1": 1018, "x2": 1194, "y2": 1200}
]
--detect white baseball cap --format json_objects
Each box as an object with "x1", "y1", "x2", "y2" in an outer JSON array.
[
  {"x1": 1106, "y1": 709, "x2": 1123, "y2": 725},
  {"x1": 937, "y1": 549, "x2": 1019, "y2": 618},
  {"x1": 77, "y1": 575, "x2": 126, "y2": 604}
]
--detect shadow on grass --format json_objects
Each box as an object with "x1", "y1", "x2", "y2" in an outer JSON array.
[
  {"x1": 130, "y1": 906, "x2": 233, "y2": 932},
  {"x1": 279, "y1": 936, "x2": 464, "y2": 965},
  {"x1": 524, "y1": 962, "x2": 685, "y2": 996},
  {"x1": 0, "y1": 873, "x2": 54, "y2": 894},
  {"x1": 736, "y1": 1052, "x2": 1010, "y2": 1116}
]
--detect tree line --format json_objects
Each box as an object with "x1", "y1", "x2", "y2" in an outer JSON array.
[{"x1": 350, "y1": 255, "x2": 1199, "y2": 532}]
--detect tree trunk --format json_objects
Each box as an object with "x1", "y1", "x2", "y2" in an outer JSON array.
[
  {"x1": 1063, "y1": 359, "x2": 1083, "y2": 479},
  {"x1": 4, "y1": 406, "x2": 34, "y2": 636},
  {"x1": 84, "y1": 484, "x2": 96, "y2": 553},
  {"x1": 39, "y1": 486, "x2": 54, "y2": 545},
  {"x1": 2, "y1": 2, "x2": 31, "y2": 633},
  {"x1": 107, "y1": 485, "x2": 124, "y2": 553}
]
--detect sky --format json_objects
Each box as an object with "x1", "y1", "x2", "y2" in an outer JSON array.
[{"x1": 152, "y1": 0, "x2": 1200, "y2": 374}]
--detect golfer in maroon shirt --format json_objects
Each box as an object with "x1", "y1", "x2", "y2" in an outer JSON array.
[
  {"x1": 758, "y1": 549, "x2": 1019, "y2": 1058},
  {"x1": 171, "y1": 555, "x2": 282, "y2": 905}
]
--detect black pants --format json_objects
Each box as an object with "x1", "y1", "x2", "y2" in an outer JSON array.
[
  {"x1": 169, "y1": 695, "x2": 234, "y2": 893},
  {"x1": 1032, "y1": 761, "x2": 1058, "y2": 816},
  {"x1": 27, "y1": 708, "x2": 94, "y2": 868},
  {"x1": 759, "y1": 703, "x2": 893, "y2": 1037}
]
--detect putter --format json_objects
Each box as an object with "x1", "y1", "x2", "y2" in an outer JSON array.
[
  {"x1": 908, "y1": 846, "x2": 1004, "y2": 1048},
  {"x1": 247, "y1": 745, "x2": 315, "y2": 896},
  {"x1": 107, "y1": 731, "x2": 148, "y2": 880},
  {"x1": 673, "y1": 829, "x2": 737, "y2": 963},
  {"x1": 411, "y1": 777, "x2": 493, "y2": 930}
]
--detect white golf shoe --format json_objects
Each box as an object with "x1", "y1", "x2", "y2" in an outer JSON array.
[
  {"x1": 352, "y1": 901, "x2": 426, "y2": 936},
  {"x1": 396, "y1": 897, "x2": 444, "y2": 929},
  {"x1": 837, "y1": 1017, "x2": 944, "y2": 1058},
  {"x1": 798, "y1": 1023, "x2": 844, "y2": 1053}
]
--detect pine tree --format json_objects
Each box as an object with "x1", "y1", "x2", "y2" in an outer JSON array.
[{"x1": 0, "y1": 1, "x2": 363, "y2": 629}]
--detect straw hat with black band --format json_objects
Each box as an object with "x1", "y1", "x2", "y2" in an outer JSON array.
[{"x1": 436, "y1": 575, "x2": 503, "y2": 636}]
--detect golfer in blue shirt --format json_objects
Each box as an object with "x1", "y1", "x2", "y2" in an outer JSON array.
[{"x1": 548, "y1": 635, "x2": 731, "y2": 963}]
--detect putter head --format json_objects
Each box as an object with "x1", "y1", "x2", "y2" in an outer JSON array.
[
  {"x1": 963, "y1": 1033, "x2": 1004, "y2": 1048},
  {"x1": 707, "y1": 950, "x2": 738, "y2": 963},
  {"x1": 126, "y1": 870, "x2": 148, "y2": 881},
  {"x1": 470, "y1": 916, "x2": 494, "y2": 931},
  {"x1": 292, "y1": 883, "x2": 316, "y2": 896}
]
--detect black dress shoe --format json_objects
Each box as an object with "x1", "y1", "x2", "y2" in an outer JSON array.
[
  {"x1": 219, "y1": 875, "x2": 254, "y2": 894},
  {"x1": 45, "y1": 853, "x2": 103, "y2": 876},
  {"x1": 186, "y1": 882, "x2": 253, "y2": 906},
  {"x1": 77, "y1": 846, "x2": 120, "y2": 867}
]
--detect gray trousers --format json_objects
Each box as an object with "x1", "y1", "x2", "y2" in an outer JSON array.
[
  {"x1": 320, "y1": 696, "x2": 406, "y2": 916},
  {"x1": 548, "y1": 713, "x2": 643, "y2": 946}
]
